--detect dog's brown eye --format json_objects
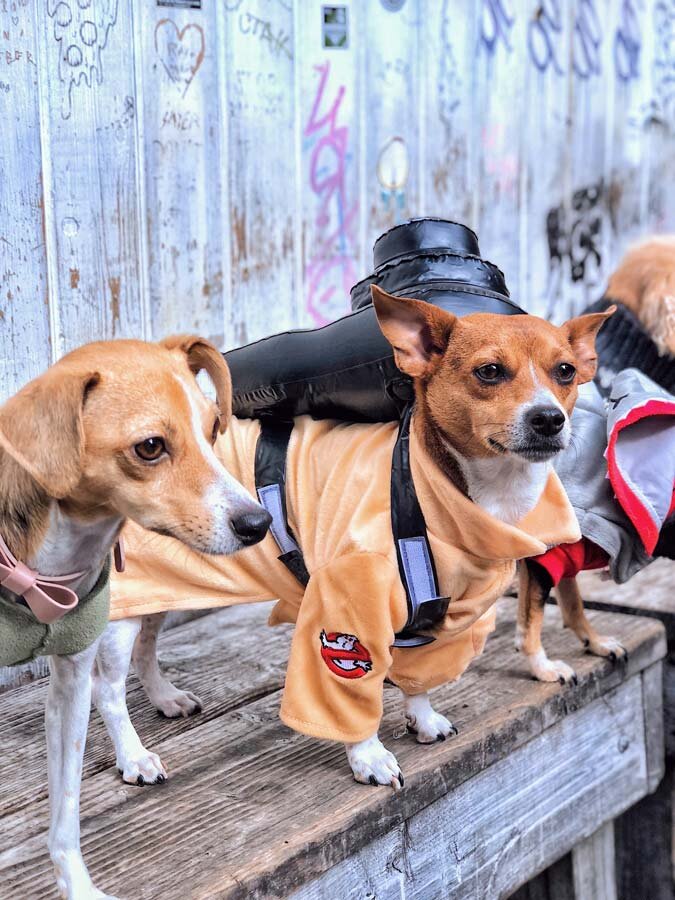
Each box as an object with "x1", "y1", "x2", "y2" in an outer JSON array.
[
  {"x1": 555, "y1": 363, "x2": 576, "y2": 384},
  {"x1": 475, "y1": 363, "x2": 505, "y2": 384},
  {"x1": 211, "y1": 417, "x2": 221, "y2": 444},
  {"x1": 134, "y1": 437, "x2": 166, "y2": 462}
]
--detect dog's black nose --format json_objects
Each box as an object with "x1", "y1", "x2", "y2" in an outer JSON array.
[
  {"x1": 231, "y1": 509, "x2": 272, "y2": 546},
  {"x1": 527, "y1": 406, "x2": 566, "y2": 437}
]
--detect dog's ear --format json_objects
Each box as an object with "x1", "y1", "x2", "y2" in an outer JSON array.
[
  {"x1": 162, "y1": 334, "x2": 232, "y2": 431},
  {"x1": 0, "y1": 367, "x2": 100, "y2": 499},
  {"x1": 563, "y1": 306, "x2": 616, "y2": 383},
  {"x1": 371, "y1": 285, "x2": 456, "y2": 378}
]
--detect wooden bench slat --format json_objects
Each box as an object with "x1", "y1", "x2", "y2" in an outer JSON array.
[
  {"x1": 0, "y1": 602, "x2": 291, "y2": 818},
  {"x1": 295, "y1": 677, "x2": 646, "y2": 900},
  {"x1": 0, "y1": 602, "x2": 665, "y2": 899},
  {"x1": 578, "y1": 559, "x2": 675, "y2": 635}
]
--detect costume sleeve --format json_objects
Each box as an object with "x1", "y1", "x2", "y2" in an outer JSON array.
[
  {"x1": 531, "y1": 538, "x2": 608, "y2": 587},
  {"x1": 279, "y1": 552, "x2": 404, "y2": 744}
]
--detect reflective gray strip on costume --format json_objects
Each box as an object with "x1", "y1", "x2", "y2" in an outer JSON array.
[
  {"x1": 398, "y1": 536, "x2": 437, "y2": 614},
  {"x1": 257, "y1": 484, "x2": 301, "y2": 555}
]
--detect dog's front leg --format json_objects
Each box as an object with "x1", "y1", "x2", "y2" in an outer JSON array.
[
  {"x1": 47, "y1": 640, "x2": 117, "y2": 900},
  {"x1": 94, "y1": 619, "x2": 167, "y2": 786},
  {"x1": 556, "y1": 577, "x2": 627, "y2": 661},
  {"x1": 345, "y1": 734, "x2": 404, "y2": 790},
  {"x1": 403, "y1": 691, "x2": 458, "y2": 743},
  {"x1": 516, "y1": 560, "x2": 577, "y2": 685},
  {"x1": 132, "y1": 612, "x2": 202, "y2": 718}
]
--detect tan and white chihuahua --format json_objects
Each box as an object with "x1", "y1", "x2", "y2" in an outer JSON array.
[
  {"x1": 0, "y1": 335, "x2": 269, "y2": 900},
  {"x1": 97, "y1": 291, "x2": 612, "y2": 794}
]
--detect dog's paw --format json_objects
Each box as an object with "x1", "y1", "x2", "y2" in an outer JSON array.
[
  {"x1": 57, "y1": 882, "x2": 119, "y2": 900},
  {"x1": 118, "y1": 750, "x2": 167, "y2": 786},
  {"x1": 53, "y1": 851, "x2": 120, "y2": 900},
  {"x1": 584, "y1": 634, "x2": 628, "y2": 663},
  {"x1": 345, "y1": 735, "x2": 404, "y2": 791},
  {"x1": 527, "y1": 650, "x2": 577, "y2": 685},
  {"x1": 155, "y1": 687, "x2": 202, "y2": 718},
  {"x1": 406, "y1": 708, "x2": 458, "y2": 744}
]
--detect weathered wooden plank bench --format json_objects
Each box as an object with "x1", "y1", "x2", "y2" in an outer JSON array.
[
  {"x1": 575, "y1": 559, "x2": 674, "y2": 900},
  {"x1": 0, "y1": 599, "x2": 666, "y2": 899}
]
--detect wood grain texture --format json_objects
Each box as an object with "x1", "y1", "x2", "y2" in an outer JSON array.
[
  {"x1": 0, "y1": 600, "x2": 665, "y2": 899},
  {"x1": 420, "y1": 1, "x2": 478, "y2": 227},
  {"x1": 509, "y1": 854, "x2": 576, "y2": 900},
  {"x1": 138, "y1": 0, "x2": 228, "y2": 345},
  {"x1": 296, "y1": 0, "x2": 362, "y2": 328},
  {"x1": 297, "y1": 679, "x2": 641, "y2": 900},
  {"x1": 572, "y1": 822, "x2": 617, "y2": 900},
  {"x1": 1, "y1": 0, "x2": 672, "y2": 378},
  {"x1": 362, "y1": 0, "x2": 421, "y2": 253},
  {"x1": 38, "y1": 0, "x2": 144, "y2": 352},
  {"x1": 614, "y1": 767, "x2": 675, "y2": 900},
  {"x1": 0, "y1": 0, "x2": 52, "y2": 395},
  {"x1": 224, "y1": 0, "x2": 297, "y2": 345},
  {"x1": 579, "y1": 559, "x2": 675, "y2": 632},
  {"x1": 473, "y1": 0, "x2": 529, "y2": 299}
]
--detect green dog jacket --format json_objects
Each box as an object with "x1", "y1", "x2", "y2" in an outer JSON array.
[{"x1": 0, "y1": 558, "x2": 111, "y2": 668}]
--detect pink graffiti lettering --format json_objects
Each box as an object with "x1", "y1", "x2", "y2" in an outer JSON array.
[{"x1": 303, "y1": 61, "x2": 358, "y2": 326}]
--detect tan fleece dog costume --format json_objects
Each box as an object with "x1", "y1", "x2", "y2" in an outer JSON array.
[{"x1": 111, "y1": 414, "x2": 579, "y2": 743}]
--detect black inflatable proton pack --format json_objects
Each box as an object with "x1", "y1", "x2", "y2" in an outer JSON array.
[{"x1": 225, "y1": 218, "x2": 524, "y2": 423}]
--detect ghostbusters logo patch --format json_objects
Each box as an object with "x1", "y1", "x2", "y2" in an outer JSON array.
[{"x1": 319, "y1": 630, "x2": 372, "y2": 679}]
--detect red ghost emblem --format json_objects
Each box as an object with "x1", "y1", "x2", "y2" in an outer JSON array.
[{"x1": 319, "y1": 630, "x2": 373, "y2": 679}]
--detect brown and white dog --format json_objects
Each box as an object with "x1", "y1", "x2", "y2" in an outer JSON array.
[
  {"x1": 517, "y1": 236, "x2": 675, "y2": 685},
  {"x1": 95, "y1": 290, "x2": 612, "y2": 792},
  {"x1": 0, "y1": 336, "x2": 269, "y2": 900}
]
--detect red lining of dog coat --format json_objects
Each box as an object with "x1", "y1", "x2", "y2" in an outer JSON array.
[
  {"x1": 606, "y1": 399, "x2": 675, "y2": 555},
  {"x1": 532, "y1": 538, "x2": 609, "y2": 587}
]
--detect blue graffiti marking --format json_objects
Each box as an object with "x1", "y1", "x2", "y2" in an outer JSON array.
[
  {"x1": 573, "y1": 0, "x2": 603, "y2": 80},
  {"x1": 615, "y1": 0, "x2": 642, "y2": 82},
  {"x1": 481, "y1": 0, "x2": 515, "y2": 55},
  {"x1": 529, "y1": 0, "x2": 564, "y2": 75}
]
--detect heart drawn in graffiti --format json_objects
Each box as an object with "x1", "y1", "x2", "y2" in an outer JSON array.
[{"x1": 154, "y1": 19, "x2": 205, "y2": 97}]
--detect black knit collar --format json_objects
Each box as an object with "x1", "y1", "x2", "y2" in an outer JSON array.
[{"x1": 586, "y1": 299, "x2": 675, "y2": 396}]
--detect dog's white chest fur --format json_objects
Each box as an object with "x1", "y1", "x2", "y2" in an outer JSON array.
[
  {"x1": 455, "y1": 455, "x2": 551, "y2": 525},
  {"x1": 28, "y1": 504, "x2": 123, "y2": 596}
]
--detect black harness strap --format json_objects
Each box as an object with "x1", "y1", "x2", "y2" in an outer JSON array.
[
  {"x1": 254, "y1": 419, "x2": 310, "y2": 587},
  {"x1": 390, "y1": 405, "x2": 450, "y2": 646},
  {"x1": 253, "y1": 408, "x2": 449, "y2": 647}
]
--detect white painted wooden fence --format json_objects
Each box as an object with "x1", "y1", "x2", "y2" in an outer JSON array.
[{"x1": 2, "y1": 0, "x2": 675, "y2": 406}]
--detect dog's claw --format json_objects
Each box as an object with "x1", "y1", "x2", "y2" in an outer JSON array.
[
  {"x1": 347, "y1": 736, "x2": 402, "y2": 789},
  {"x1": 154, "y1": 688, "x2": 203, "y2": 719},
  {"x1": 389, "y1": 772, "x2": 404, "y2": 791},
  {"x1": 118, "y1": 749, "x2": 167, "y2": 786},
  {"x1": 528, "y1": 654, "x2": 577, "y2": 685},
  {"x1": 585, "y1": 635, "x2": 629, "y2": 663},
  {"x1": 407, "y1": 708, "x2": 456, "y2": 744}
]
